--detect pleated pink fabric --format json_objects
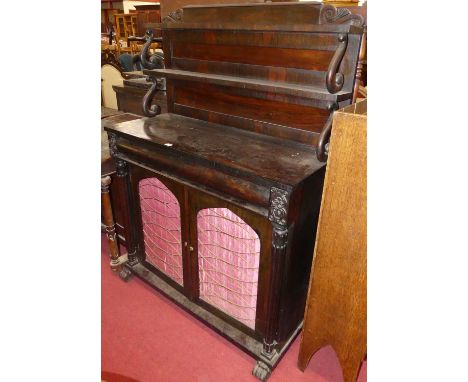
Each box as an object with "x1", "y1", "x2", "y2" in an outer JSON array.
[
  {"x1": 139, "y1": 178, "x2": 183, "y2": 286},
  {"x1": 197, "y1": 208, "x2": 260, "y2": 329}
]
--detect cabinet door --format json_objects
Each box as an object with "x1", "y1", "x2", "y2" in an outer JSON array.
[
  {"x1": 130, "y1": 165, "x2": 189, "y2": 291},
  {"x1": 187, "y1": 188, "x2": 271, "y2": 335}
]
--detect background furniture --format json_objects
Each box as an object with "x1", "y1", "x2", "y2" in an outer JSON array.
[
  {"x1": 106, "y1": 3, "x2": 364, "y2": 381},
  {"x1": 113, "y1": 13, "x2": 139, "y2": 54},
  {"x1": 134, "y1": 4, "x2": 162, "y2": 36},
  {"x1": 298, "y1": 99, "x2": 367, "y2": 382},
  {"x1": 102, "y1": 107, "x2": 141, "y2": 245},
  {"x1": 101, "y1": 50, "x2": 129, "y2": 109}
]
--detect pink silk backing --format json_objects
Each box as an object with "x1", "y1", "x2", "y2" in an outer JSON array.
[
  {"x1": 197, "y1": 208, "x2": 260, "y2": 329},
  {"x1": 139, "y1": 178, "x2": 184, "y2": 286}
]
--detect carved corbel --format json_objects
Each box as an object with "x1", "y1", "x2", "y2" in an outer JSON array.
[
  {"x1": 107, "y1": 132, "x2": 119, "y2": 158},
  {"x1": 268, "y1": 187, "x2": 289, "y2": 227},
  {"x1": 316, "y1": 102, "x2": 339, "y2": 162}
]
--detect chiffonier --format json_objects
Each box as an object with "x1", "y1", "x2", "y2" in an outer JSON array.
[{"x1": 104, "y1": 2, "x2": 364, "y2": 380}]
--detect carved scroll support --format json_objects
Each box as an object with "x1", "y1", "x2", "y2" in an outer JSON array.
[
  {"x1": 326, "y1": 33, "x2": 348, "y2": 94},
  {"x1": 260, "y1": 187, "x2": 291, "y2": 362},
  {"x1": 101, "y1": 176, "x2": 131, "y2": 281},
  {"x1": 140, "y1": 29, "x2": 165, "y2": 70},
  {"x1": 316, "y1": 102, "x2": 339, "y2": 162},
  {"x1": 142, "y1": 76, "x2": 162, "y2": 117}
]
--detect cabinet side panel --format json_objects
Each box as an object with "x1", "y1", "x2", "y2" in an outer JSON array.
[
  {"x1": 197, "y1": 207, "x2": 260, "y2": 330},
  {"x1": 278, "y1": 168, "x2": 325, "y2": 343},
  {"x1": 139, "y1": 177, "x2": 184, "y2": 285}
]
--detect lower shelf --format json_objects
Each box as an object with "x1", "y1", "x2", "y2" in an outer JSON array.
[{"x1": 125, "y1": 262, "x2": 302, "y2": 380}]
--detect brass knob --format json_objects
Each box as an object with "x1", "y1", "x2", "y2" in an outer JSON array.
[{"x1": 189, "y1": 246, "x2": 194, "y2": 252}]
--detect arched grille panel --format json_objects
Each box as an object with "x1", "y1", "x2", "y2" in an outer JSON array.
[
  {"x1": 139, "y1": 178, "x2": 183, "y2": 286},
  {"x1": 197, "y1": 208, "x2": 260, "y2": 329}
]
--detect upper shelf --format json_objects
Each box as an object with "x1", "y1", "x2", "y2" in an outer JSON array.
[{"x1": 143, "y1": 68, "x2": 352, "y2": 102}]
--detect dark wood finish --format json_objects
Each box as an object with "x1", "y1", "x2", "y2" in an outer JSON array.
[
  {"x1": 112, "y1": 34, "x2": 167, "y2": 117},
  {"x1": 105, "y1": 3, "x2": 363, "y2": 381},
  {"x1": 298, "y1": 100, "x2": 367, "y2": 382},
  {"x1": 134, "y1": 4, "x2": 161, "y2": 36},
  {"x1": 160, "y1": 0, "x2": 264, "y2": 19},
  {"x1": 349, "y1": 3, "x2": 367, "y2": 103},
  {"x1": 101, "y1": 111, "x2": 142, "y2": 244},
  {"x1": 101, "y1": 176, "x2": 131, "y2": 280},
  {"x1": 113, "y1": 77, "x2": 168, "y2": 116}
]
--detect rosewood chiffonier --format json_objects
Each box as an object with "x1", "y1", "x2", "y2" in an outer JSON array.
[{"x1": 103, "y1": 2, "x2": 364, "y2": 380}]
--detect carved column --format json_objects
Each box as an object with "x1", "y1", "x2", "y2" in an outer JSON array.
[
  {"x1": 115, "y1": 159, "x2": 139, "y2": 267},
  {"x1": 253, "y1": 187, "x2": 290, "y2": 380},
  {"x1": 266, "y1": 188, "x2": 290, "y2": 351},
  {"x1": 263, "y1": 223, "x2": 288, "y2": 355}
]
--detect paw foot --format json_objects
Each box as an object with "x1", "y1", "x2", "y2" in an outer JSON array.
[
  {"x1": 252, "y1": 360, "x2": 271, "y2": 381},
  {"x1": 119, "y1": 267, "x2": 132, "y2": 281}
]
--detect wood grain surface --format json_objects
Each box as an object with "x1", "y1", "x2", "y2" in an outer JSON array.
[{"x1": 298, "y1": 100, "x2": 367, "y2": 382}]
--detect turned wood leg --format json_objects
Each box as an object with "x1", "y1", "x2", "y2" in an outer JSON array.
[{"x1": 101, "y1": 175, "x2": 131, "y2": 281}]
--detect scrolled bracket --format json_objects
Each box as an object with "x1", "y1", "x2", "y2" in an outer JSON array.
[
  {"x1": 142, "y1": 76, "x2": 161, "y2": 117},
  {"x1": 326, "y1": 33, "x2": 348, "y2": 94},
  {"x1": 140, "y1": 29, "x2": 165, "y2": 70},
  {"x1": 316, "y1": 102, "x2": 339, "y2": 162}
]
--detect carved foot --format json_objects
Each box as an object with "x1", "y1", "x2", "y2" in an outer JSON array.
[
  {"x1": 119, "y1": 267, "x2": 132, "y2": 281},
  {"x1": 252, "y1": 361, "x2": 271, "y2": 382}
]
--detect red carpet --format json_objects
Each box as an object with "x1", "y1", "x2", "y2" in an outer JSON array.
[{"x1": 102, "y1": 235, "x2": 367, "y2": 382}]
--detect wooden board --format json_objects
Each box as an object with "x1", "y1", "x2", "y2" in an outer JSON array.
[
  {"x1": 160, "y1": 0, "x2": 264, "y2": 19},
  {"x1": 298, "y1": 99, "x2": 367, "y2": 382}
]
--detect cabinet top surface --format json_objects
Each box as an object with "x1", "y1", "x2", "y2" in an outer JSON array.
[{"x1": 106, "y1": 113, "x2": 324, "y2": 186}]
